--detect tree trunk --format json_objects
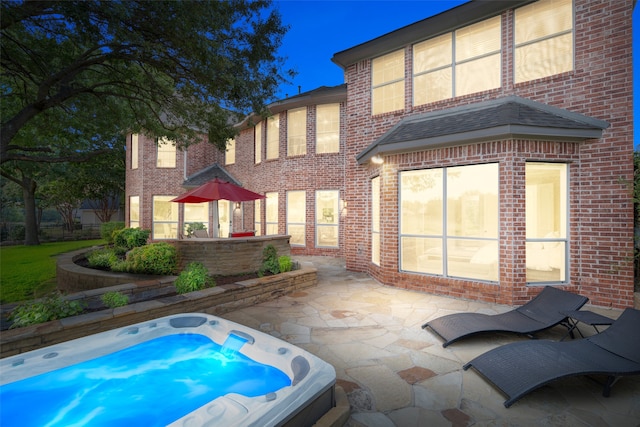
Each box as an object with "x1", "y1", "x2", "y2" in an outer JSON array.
[{"x1": 22, "y1": 176, "x2": 40, "y2": 245}]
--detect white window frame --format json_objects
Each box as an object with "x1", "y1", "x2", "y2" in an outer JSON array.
[
  {"x1": 183, "y1": 202, "x2": 209, "y2": 237},
  {"x1": 129, "y1": 195, "x2": 140, "y2": 228},
  {"x1": 225, "y1": 138, "x2": 235, "y2": 165},
  {"x1": 315, "y1": 190, "x2": 339, "y2": 248},
  {"x1": 266, "y1": 116, "x2": 279, "y2": 160},
  {"x1": 255, "y1": 122, "x2": 262, "y2": 164},
  {"x1": 152, "y1": 195, "x2": 179, "y2": 239},
  {"x1": 265, "y1": 192, "x2": 279, "y2": 235},
  {"x1": 287, "y1": 107, "x2": 307, "y2": 157},
  {"x1": 131, "y1": 134, "x2": 139, "y2": 169},
  {"x1": 371, "y1": 49, "x2": 405, "y2": 115},
  {"x1": 287, "y1": 190, "x2": 306, "y2": 246}
]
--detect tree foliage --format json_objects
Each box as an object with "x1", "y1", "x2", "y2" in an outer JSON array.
[{"x1": 1, "y1": 0, "x2": 290, "y2": 162}]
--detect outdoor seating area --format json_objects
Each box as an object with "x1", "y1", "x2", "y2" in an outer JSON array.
[{"x1": 222, "y1": 257, "x2": 640, "y2": 425}]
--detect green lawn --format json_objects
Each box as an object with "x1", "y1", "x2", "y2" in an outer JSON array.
[{"x1": 0, "y1": 240, "x2": 104, "y2": 303}]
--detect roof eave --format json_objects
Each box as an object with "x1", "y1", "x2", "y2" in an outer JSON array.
[{"x1": 356, "y1": 126, "x2": 605, "y2": 165}]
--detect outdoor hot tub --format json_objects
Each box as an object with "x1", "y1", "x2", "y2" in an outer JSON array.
[{"x1": 0, "y1": 313, "x2": 336, "y2": 427}]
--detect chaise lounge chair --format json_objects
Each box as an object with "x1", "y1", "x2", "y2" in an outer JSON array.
[
  {"x1": 422, "y1": 286, "x2": 588, "y2": 347},
  {"x1": 463, "y1": 308, "x2": 640, "y2": 407}
]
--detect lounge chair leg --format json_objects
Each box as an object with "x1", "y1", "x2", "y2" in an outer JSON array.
[{"x1": 602, "y1": 376, "x2": 619, "y2": 398}]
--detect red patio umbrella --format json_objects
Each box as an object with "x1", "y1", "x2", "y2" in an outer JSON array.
[{"x1": 171, "y1": 178, "x2": 265, "y2": 203}]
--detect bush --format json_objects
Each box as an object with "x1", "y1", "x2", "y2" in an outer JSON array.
[
  {"x1": 278, "y1": 255, "x2": 293, "y2": 273},
  {"x1": 124, "y1": 242, "x2": 177, "y2": 275},
  {"x1": 9, "y1": 293, "x2": 85, "y2": 328},
  {"x1": 174, "y1": 262, "x2": 214, "y2": 294},
  {"x1": 86, "y1": 248, "x2": 118, "y2": 270},
  {"x1": 113, "y1": 227, "x2": 150, "y2": 251},
  {"x1": 259, "y1": 244, "x2": 280, "y2": 276},
  {"x1": 8, "y1": 225, "x2": 25, "y2": 241},
  {"x1": 101, "y1": 221, "x2": 125, "y2": 244},
  {"x1": 101, "y1": 291, "x2": 129, "y2": 308}
]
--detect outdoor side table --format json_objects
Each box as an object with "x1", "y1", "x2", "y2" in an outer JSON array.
[{"x1": 560, "y1": 310, "x2": 614, "y2": 341}]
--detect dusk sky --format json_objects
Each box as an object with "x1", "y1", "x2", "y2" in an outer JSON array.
[{"x1": 272, "y1": 0, "x2": 638, "y2": 148}]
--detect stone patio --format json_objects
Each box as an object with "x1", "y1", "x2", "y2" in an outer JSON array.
[{"x1": 221, "y1": 256, "x2": 640, "y2": 426}]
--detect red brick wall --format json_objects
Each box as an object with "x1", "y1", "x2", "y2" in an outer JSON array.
[{"x1": 343, "y1": 0, "x2": 634, "y2": 308}]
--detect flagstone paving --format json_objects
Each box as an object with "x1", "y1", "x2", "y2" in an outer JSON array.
[{"x1": 221, "y1": 256, "x2": 640, "y2": 426}]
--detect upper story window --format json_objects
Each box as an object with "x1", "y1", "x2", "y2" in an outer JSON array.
[
  {"x1": 131, "y1": 134, "x2": 139, "y2": 169},
  {"x1": 287, "y1": 107, "x2": 307, "y2": 157},
  {"x1": 414, "y1": 15, "x2": 501, "y2": 106},
  {"x1": 255, "y1": 122, "x2": 262, "y2": 164},
  {"x1": 372, "y1": 49, "x2": 405, "y2": 115},
  {"x1": 266, "y1": 116, "x2": 279, "y2": 160},
  {"x1": 514, "y1": 0, "x2": 573, "y2": 84},
  {"x1": 225, "y1": 138, "x2": 235, "y2": 165},
  {"x1": 316, "y1": 103, "x2": 340, "y2": 154},
  {"x1": 156, "y1": 137, "x2": 176, "y2": 168}
]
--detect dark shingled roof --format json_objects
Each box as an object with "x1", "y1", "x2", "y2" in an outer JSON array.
[
  {"x1": 181, "y1": 163, "x2": 239, "y2": 188},
  {"x1": 356, "y1": 96, "x2": 609, "y2": 164}
]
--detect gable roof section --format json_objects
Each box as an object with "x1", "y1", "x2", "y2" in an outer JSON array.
[
  {"x1": 332, "y1": 0, "x2": 534, "y2": 69},
  {"x1": 181, "y1": 163, "x2": 240, "y2": 187},
  {"x1": 356, "y1": 96, "x2": 610, "y2": 164}
]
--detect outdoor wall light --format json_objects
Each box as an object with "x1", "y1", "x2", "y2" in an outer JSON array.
[
  {"x1": 371, "y1": 155, "x2": 384, "y2": 164},
  {"x1": 235, "y1": 202, "x2": 241, "y2": 210}
]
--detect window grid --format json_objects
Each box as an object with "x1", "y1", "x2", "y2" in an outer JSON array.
[
  {"x1": 156, "y1": 137, "x2": 176, "y2": 168},
  {"x1": 152, "y1": 195, "x2": 179, "y2": 239},
  {"x1": 371, "y1": 49, "x2": 405, "y2": 115}
]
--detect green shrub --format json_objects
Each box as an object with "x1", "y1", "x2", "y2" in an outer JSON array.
[
  {"x1": 185, "y1": 222, "x2": 207, "y2": 237},
  {"x1": 9, "y1": 225, "x2": 25, "y2": 241},
  {"x1": 113, "y1": 227, "x2": 150, "y2": 251},
  {"x1": 100, "y1": 222, "x2": 125, "y2": 244},
  {"x1": 124, "y1": 242, "x2": 177, "y2": 275},
  {"x1": 259, "y1": 244, "x2": 280, "y2": 276},
  {"x1": 9, "y1": 293, "x2": 85, "y2": 328},
  {"x1": 174, "y1": 262, "x2": 214, "y2": 294},
  {"x1": 278, "y1": 255, "x2": 293, "y2": 273},
  {"x1": 101, "y1": 291, "x2": 129, "y2": 308},
  {"x1": 86, "y1": 248, "x2": 118, "y2": 270}
]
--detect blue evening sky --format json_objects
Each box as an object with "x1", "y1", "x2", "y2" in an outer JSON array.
[{"x1": 273, "y1": 0, "x2": 637, "y2": 149}]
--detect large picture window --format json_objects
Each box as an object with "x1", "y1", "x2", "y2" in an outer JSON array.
[
  {"x1": 372, "y1": 49, "x2": 405, "y2": 115},
  {"x1": 156, "y1": 137, "x2": 176, "y2": 168},
  {"x1": 265, "y1": 192, "x2": 278, "y2": 235},
  {"x1": 287, "y1": 107, "x2": 307, "y2": 157},
  {"x1": 266, "y1": 116, "x2": 279, "y2": 160},
  {"x1": 316, "y1": 190, "x2": 339, "y2": 248},
  {"x1": 400, "y1": 164, "x2": 499, "y2": 281},
  {"x1": 129, "y1": 196, "x2": 139, "y2": 228},
  {"x1": 152, "y1": 196, "x2": 178, "y2": 239},
  {"x1": 287, "y1": 191, "x2": 306, "y2": 246},
  {"x1": 514, "y1": 0, "x2": 573, "y2": 83},
  {"x1": 316, "y1": 104, "x2": 340, "y2": 154},
  {"x1": 526, "y1": 163, "x2": 567, "y2": 283},
  {"x1": 371, "y1": 177, "x2": 380, "y2": 266},
  {"x1": 413, "y1": 15, "x2": 501, "y2": 105}
]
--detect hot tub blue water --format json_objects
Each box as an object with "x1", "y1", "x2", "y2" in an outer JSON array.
[
  {"x1": 1, "y1": 334, "x2": 291, "y2": 426},
  {"x1": 0, "y1": 314, "x2": 336, "y2": 427}
]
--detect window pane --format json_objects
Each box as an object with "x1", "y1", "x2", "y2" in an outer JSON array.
[
  {"x1": 316, "y1": 104, "x2": 340, "y2": 154},
  {"x1": 225, "y1": 138, "x2": 235, "y2": 165},
  {"x1": 447, "y1": 239, "x2": 498, "y2": 281},
  {"x1": 316, "y1": 190, "x2": 338, "y2": 248},
  {"x1": 287, "y1": 191, "x2": 306, "y2": 246},
  {"x1": 131, "y1": 134, "x2": 138, "y2": 169},
  {"x1": 414, "y1": 69, "x2": 452, "y2": 106},
  {"x1": 515, "y1": 33, "x2": 573, "y2": 83},
  {"x1": 184, "y1": 202, "x2": 209, "y2": 235},
  {"x1": 455, "y1": 16, "x2": 501, "y2": 62},
  {"x1": 413, "y1": 33, "x2": 452, "y2": 73},
  {"x1": 152, "y1": 196, "x2": 178, "y2": 239},
  {"x1": 401, "y1": 236, "x2": 443, "y2": 275},
  {"x1": 254, "y1": 199, "x2": 261, "y2": 236},
  {"x1": 456, "y1": 53, "x2": 501, "y2": 97},
  {"x1": 372, "y1": 49, "x2": 404, "y2": 86},
  {"x1": 317, "y1": 225, "x2": 338, "y2": 247},
  {"x1": 372, "y1": 177, "x2": 380, "y2": 265},
  {"x1": 446, "y1": 163, "x2": 498, "y2": 238},
  {"x1": 156, "y1": 137, "x2": 176, "y2": 168},
  {"x1": 287, "y1": 107, "x2": 307, "y2": 156},
  {"x1": 266, "y1": 116, "x2": 279, "y2": 160},
  {"x1": 129, "y1": 196, "x2": 139, "y2": 228},
  {"x1": 372, "y1": 81, "x2": 404, "y2": 115},
  {"x1": 266, "y1": 192, "x2": 278, "y2": 235},
  {"x1": 400, "y1": 169, "x2": 443, "y2": 235},
  {"x1": 255, "y1": 123, "x2": 262, "y2": 164},
  {"x1": 515, "y1": 0, "x2": 572, "y2": 45},
  {"x1": 526, "y1": 163, "x2": 567, "y2": 283}
]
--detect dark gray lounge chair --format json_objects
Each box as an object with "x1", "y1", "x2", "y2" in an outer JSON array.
[
  {"x1": 463, "y1": 308, "x2": 640, "y2": 407},
  {"x1": 422, "y1": 286, "x2": 588, "y2": 347}
]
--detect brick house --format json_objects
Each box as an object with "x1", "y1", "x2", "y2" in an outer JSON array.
[{"x1": 126, "y1": 0, "x2": 635, "y2": 308}]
